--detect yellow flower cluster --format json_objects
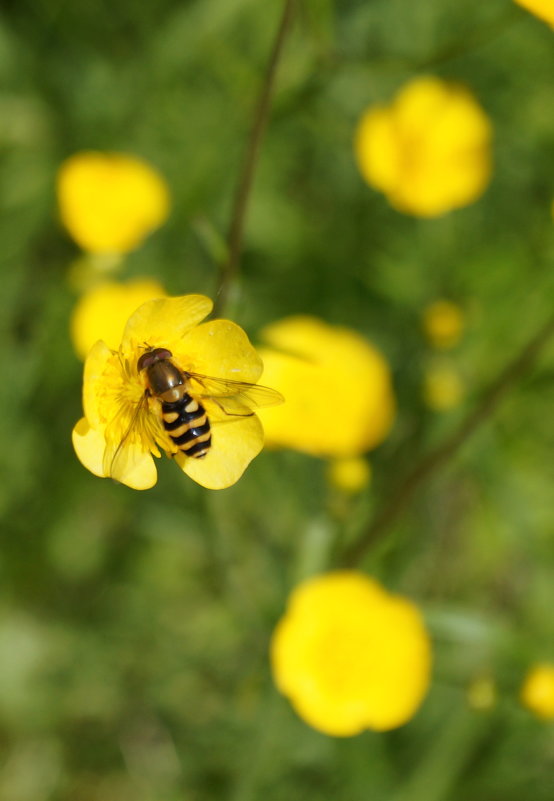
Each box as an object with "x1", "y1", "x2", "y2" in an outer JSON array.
[
  {"x1": 58, "y1": 151, "x2": 170, "y2": 254},
  {"x1": 355, "y1": 77, "x2": 492, "y2": 217},
  {"x1": 73, "y1": 295, "x2": 278, "y2": 490},
  {"x1": 514, "y1": 0, "x2": 554, "y2": 26},
  {"x1": 271, "y1": 571, "x2": 431, "y2": 736},
  {"x1": 257, "y1": 316, "x2": 395, "y2": 458}
]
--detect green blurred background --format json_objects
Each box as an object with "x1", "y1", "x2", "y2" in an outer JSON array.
[{"x1": 1, "y1": 0, "x2": 554, "y2": 798}]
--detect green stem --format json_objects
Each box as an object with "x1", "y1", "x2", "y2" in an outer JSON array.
[
  {"x1": 213, "y1": 0, "x2": 296, "y2": 317},
  {"x1": 342, "y1": 313, "x2": 554, "y2": 566}
]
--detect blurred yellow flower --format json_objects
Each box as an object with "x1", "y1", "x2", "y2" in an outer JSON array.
[
  {"x1": 270, "y1": 571, "x2": 432, "y2": 736},
  {"x1": 70, "y1": 278, "x2": 167, "y2": 360},
  {"x1": 520, "y1": 663, "x2": 554, "y2": 720},
  {"x1": 327, "y1": 456, "x2": 371, "y2": 494},
  {"x1": 514, "y1": 0, "x2": 554, "y2": 26},
  {"x1": 257, "y1": 316, "x2": 395, "y2": 458},
  {"x1": 72, "y1": 295, "x2": 280, "y2": 490},
  {"x1": 58, "y1": 151, "x2": 170, "y2": 253},
  {"x1": 423, "y1": 361, "x2": 464, "y2": 411},
  {"x1": 354, "y1": 77, "x2": 492, "y2": 217},
  {"x1": 422, "y1": 300, "x2": 465, "y2": 349}
]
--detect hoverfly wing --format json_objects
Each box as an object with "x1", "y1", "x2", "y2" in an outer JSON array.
[
  {"x1": 102, "y1": 393, "x2": 152, "y2": 482},
  {"x1": 186, "y1": 372, "x2": 284, "y2": 411}
]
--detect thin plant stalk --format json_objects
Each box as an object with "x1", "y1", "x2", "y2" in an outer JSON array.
[
  {"x1": 342, "y1": 313, "x2": 554, "y2": 566},
  {"x1": 213, "y1": 0, "x2": 296, "y2": 317}
]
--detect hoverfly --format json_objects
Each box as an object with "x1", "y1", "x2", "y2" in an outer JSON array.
[{"x1": 104, "y1": 346, "x2": 283, "y2": 479}]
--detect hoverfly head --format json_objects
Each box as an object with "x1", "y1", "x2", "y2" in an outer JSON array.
[{"x1": 137, "y1": 347, "x2": 173, "y2": 372}]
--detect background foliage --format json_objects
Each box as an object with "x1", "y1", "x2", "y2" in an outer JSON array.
[{"x1": 1, "y1": 0, "x2": 554, "y2": 799}]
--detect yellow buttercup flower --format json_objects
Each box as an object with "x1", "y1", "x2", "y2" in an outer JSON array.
[
  {"x1": 70, "y1": 278, "x2": 167, "y2": 360},
  {"x1": 514, "y1": 0, "x2": 554, "y2": 26},
  {"x1": 327, "y1": 456, "x2": 371, "y2": 494},
  {"x1": 72, "y1": 294, "x2": 281, "y2": 490},
  {"x1": 423, "y1": 300, "x2": 465, "y2": 349},
  {"x1": 423, "y1": 361, "x2": 465, "y2": 411},
  {"x1": 257, "y1": 316, "x2": 395, "y2": 458},
  {"x1": 520, "y1": 663, "x2": 554, "y2": 720},
  {"x1": 271, "y1": 571, "x2": 432, "y2": 736},
  {"x1": 58, "y1": 151, "x2": 170, "y2": 253},
  {"x1": 354, "y1": 77, "x2": 492, "y2": 217}
]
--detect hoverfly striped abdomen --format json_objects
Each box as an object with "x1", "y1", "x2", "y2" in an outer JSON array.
[
  {"x1": 161, "y1": 395, "x2": 211, "y2": 459},
  {"x1": 138, "y1": 347, "x2": 212, "y2": 460}
]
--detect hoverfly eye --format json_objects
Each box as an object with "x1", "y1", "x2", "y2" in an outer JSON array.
[
  {"x1": 138, "y1": 348, "x2": 173, "y2": 372},
  {"x1": 154, "y1": 348, "x2": 173, "y2": 360},
  {"x1": 137, "y1": 352, "x2": 153, "y2": 371}
]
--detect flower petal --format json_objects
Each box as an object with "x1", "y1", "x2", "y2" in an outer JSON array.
[
  {"x1": 72, "y1": 417, "x2": 158, "y2": 489},
  {"x1": 57, "y1": 151, "x2": 170, "y2": 254},
  {"x1": 72, "y1": 417, "x2": 108, "y2": 477},
  {"x1": 354, "y1": 77, "x2": 491, "y2": 217},
  {"x1": 175, "y1": 319, "x2": 263, "y2": 383},
  {"x1": 175, "y1": 408, "x2": 264, "y2": 489},
  {"x1": 515, "y1": 0, "x2": 554, "y2": 27},
  {"x1": 82, "y1": 339, "x2": 116, "y2": 427},
  {"x1": 270, "y1": 572, "x2": 432, "y2": 736},
  {"x1": 355, "y1": 107, "x2": 400, "y2": 194},
  {"x1": 108, "y1": 440, "x2": 158, "y2": 490},
  {"x1": 257, "y1": 316, "x2": 395, "y2": 457},
  {"x1": 70, "y1": 278, "x2": 167, "y2": 359},
  {"x1": 121, "y1": 295, "x2": 213, "y2": 352}
]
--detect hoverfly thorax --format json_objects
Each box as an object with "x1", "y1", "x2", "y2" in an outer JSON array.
[{"x1": 138, "y1": 347, "x2": 185, "y2": 402}]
